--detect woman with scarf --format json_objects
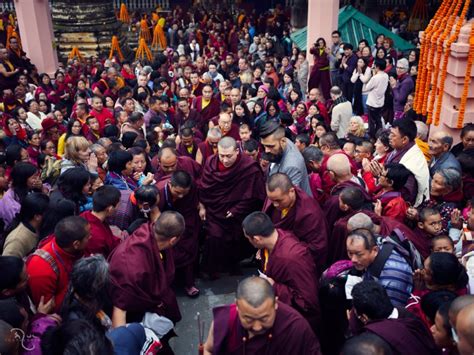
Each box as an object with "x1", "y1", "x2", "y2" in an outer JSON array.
[
  {"x1": 105, "y1": 150, "x2": 137, "y2": 230},
  {"x1": 308, "y1": 37, "x2": 331, "y2": 100}
]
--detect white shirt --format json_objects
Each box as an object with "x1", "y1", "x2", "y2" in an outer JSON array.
[{"x1": 365, "y1": 71, "x2": 389, "y2": 108}]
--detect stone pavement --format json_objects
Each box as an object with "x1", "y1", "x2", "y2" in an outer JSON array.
[{"x1": 169, "y1": 267, "x2": 256, "y2": 354}]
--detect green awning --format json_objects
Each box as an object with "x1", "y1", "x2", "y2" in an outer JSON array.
[{"x1": 291, "y1": 5, "x2": 415, "y2": 52}]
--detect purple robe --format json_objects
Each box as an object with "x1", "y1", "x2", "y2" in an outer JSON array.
[
  {"x1": 212, "y1": 302, "x2": 321, "y2": 355},
  {"x1": 157, "y1": 179, "x2": 200, "y2": 268},
  {"x1": 411, "y1": 227, "x2": 432, "y2": 259},
  {"x1": 264, "y1": 229, "x2": 321, "y2": 331},
  {"x1": 263, "y1": 187, "x2": 328, "y2": 273},
  {"x1": 107, "y1": 222, "x2": 181, "y2": 323},
  {"x1": 152, "y1": 155, "x2": 202, "y2": 182}
]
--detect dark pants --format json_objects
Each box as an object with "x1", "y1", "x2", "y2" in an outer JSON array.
[
  {"x1": 342, "y1": 81, "x2": 354, "y2": 104},
  {"x1": 368, "y1": 105, "x2": 383, "y2": 138}
]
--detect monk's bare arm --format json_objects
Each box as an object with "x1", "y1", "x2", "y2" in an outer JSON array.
[
  {"x1": 196, "y1": 148, "x2": 203, "y2": 165},
  {"x1": 112, "y1": 306, "x2": 127, "y2": 328},
  {"x1": 203, "y1": 321, "x2": 214, "y2": 354}
]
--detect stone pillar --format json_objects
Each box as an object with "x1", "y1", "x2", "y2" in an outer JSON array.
[
  {"x1": 14, "y1": 0, "x2": 59, "y2": 74},
  {"x1": 52, "y1": 0, "x2": 129, "y2": 61},
  {"x1": 429, "y1": 19, "x2": 474, "y2": 143},
  {"x1": 306, "y1": 0, "x2": 339, "y2": 62}
]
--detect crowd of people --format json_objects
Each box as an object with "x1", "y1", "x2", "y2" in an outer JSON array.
[{"x1": 0, "y1": 3, "x2": 474, "y2": 355}]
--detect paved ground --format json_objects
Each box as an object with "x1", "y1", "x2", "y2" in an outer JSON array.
[{"x1": 169, "y1": 267, "x2": 256, "y2": 354}]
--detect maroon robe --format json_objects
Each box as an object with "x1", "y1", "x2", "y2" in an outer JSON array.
[
  {"x1": 193, "y1": 96, "x2": 220, "y2": 132},
  {"x1": 157, "y1": 179, "x2": 200, "y2": 268},
  {"x1": 151, "y1": 155, "x2": 202, "y2": 182},
  {"x1": 365, "y1": 316, "x2": 440, "y2": 355},
  {"x1": 107, "y1": 222, "x2": 181, "y2": 323},
  {"x1": 197, "y1": 140, "x2": 216, "y2": 165},
  {"x1": 222, "y1": 123, "x2": 241, "y2": 141},
  {"x1": 80, "y1": 211, "x2": 121, "y2": 258},
  {"x1": 263, "y1": 229, "x2": 321, "y2": 331},
  {"x1": 329, "y1": 210, "x2": 418, "y2": 265},
  {"x1": 212, "y1": 302, "x2": 321, "y2": 355},
  {"x1": 176, "y1": 139, "x2": 199, "y2": 160},
  {"x1": 199, "y1": 154, "x2": 265, "y2": 273},
  {"x1": 411, "y1": 227, "x2": 432, "y2": 259},
  {"x1": 323, "y1": 180, "x2": 373, "y2": 234},
  {"x1": 263, "y1": 187, "x2": 328, "y2": 273},
  {"x1": 174, "y1": 109, "x2": 202, "y2": 130}
]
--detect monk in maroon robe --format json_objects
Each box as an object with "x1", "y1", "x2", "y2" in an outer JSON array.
[
  {"x1": 243, "y1": 212, "x2": 321, "y2": 333},
  {"x1": 323, "y1": 154, "x2": 372, "y2": 233},
  {"x1": 176, "y1": 127, "x2": 200, "y2": 160},
  {"x1": 157, "y1": 171, "x2": 204, "y2": 297},
  {"x1": 263, "y1": 173, "x2": 328, "y2": 273},
  {"x1": 195, "y1": 127, "x2": 221, "y2": 165},
  {"x1": 204, "y1": 276, "x2": 321, "y2": 355},
  {"x1": 199, "y1": 137, "x2": 265, "y2": 277},
  {"x1": 151, "y1": 147, "x2": 202, "y2": 182},
  {"x1": 211, "y1": 112, "x2": 241, "y2": 141},
  {"x1": 108, "y1": 212, "x2": 185, "y2": 328},
  {"x1": 193, "y1": 84, "x2": 220, "y2": 132}
]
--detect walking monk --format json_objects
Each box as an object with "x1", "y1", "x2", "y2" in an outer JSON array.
[
  {"x1": 203, "y1": 276, "x2": 321, "y2": 355},
  {"x1": 199, "y1": 137, "x2": 265, "y2": 278}
]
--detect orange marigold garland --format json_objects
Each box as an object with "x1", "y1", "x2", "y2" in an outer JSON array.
[
  {"x1": 136, "y1": 38, "x2": 152, "y2": 61},
  {"x1": 140, "y1": 19, "x2": 151, "y2": 42},
  {"x1": 426, "y1": 0, "x2": 461, "y2": 123},
  {"x1": 434, "y1": 0, "x2": 472, "y2": 126},
  {"x1": 68, "y1": 47, "x2": 83, "y2": 61},
  {"x1": 109, "y1": 36, "x2": 124, "y2": 62},
  {"x1": 414, "y1": 0, "x2": 449, "y2": 113},
  {"x1": 151, "y1": 23, "x2": 167, "y2": 50},
  {"x1": 119, "y1": 3, "x2": 130, "y2": 24},
  {"x1": 457, "y1": 23, "x2": 474, "y2": 128}
]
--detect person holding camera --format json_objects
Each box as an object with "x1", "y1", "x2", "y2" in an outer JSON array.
[{"x1": 308, "y1": 37, "x2": 331, "y2": 101}]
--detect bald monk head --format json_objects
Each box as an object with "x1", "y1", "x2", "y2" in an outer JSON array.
[
  {"x1": 158, "y1": 147, "x2": 178, "y2": 174},
  {"x1": 260, "y1": 125, "x2": 287, "y2": 163},
  {"x1": 168, "y1": 170, "x2": 192, "y2": 201},
  {"x1": 218, "y1": 112, "x2": 233, "y2": 134},
  {"x1": 236, "y1": 276, "x2": 277, "y2": 337},
  {"x1": 428, "y1": 131, "x2": 454, "y2": 159},
  {"x1": 449, "y1": 295, "x2": 474, "y2": 331},
  {"x1": 341, "y1": 332, "x2": 393, "y2": 355},
  {"x1": 207, "y1": 127, "x2": 222, "y2": 150},
  {"x1": 266, "y1": 173, "x2": 296, "y2": 211},
  {"x1": 302, "y1": 146, "x2": 324, "y2": 173},
  {"x1": 154, "y1": 210, "x2": 185, "y2": 251},
  {"x1": 456, "y1": 303, "x2": 474, "y2": 355},
  {"x1": 327, "y1": 153, "x2": 353, "y2": 183},
  {"x1": 217, "y1": 137, "x2": 239, "y2": 168}
]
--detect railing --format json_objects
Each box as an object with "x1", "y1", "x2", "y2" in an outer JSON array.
[{"x1": 0, "y1": 1, "x2": 14, "y2": 12}]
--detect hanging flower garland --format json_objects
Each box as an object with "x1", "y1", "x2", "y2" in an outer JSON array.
[
  {"x1": 457, "y1": 22, "x2": 474, "y2": 128},
  {"x1": 420, "y1": 0, "x2": 452, "y2": 116},
  {"x1": 426, "y1": 0, "x2": 461, "y2": 123},
  {"x1": 68, "y1": 47, "x2": 83, "y2": 61},
  {"x1": 119, "y1": 3, "x2": 130, "y2": 24},
  {"x1": 140, "y1": 19, "x2": 151, "y2": 43},
  {"x1": 109, "y1": 36, "x2": 124, "y2": 62},
  {"x1": 136, "y1": 38, "x2": 152, "y2": 61},
  {"x1": 434, "y1": 0, "x2": 472, "y2": 126},
  {"x1": 414, "y1": 0, "x2": 449, "y2": 113},
  {"x1": 151, "y1": 23, "x2": 167, "y2": 50}
]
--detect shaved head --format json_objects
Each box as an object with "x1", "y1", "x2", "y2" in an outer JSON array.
[
  {"x1": 449, "y1": 295, "x2": 474, "y2": 328},
  {"x1": 236, "y1": 276, "x2": 275, "y2": 307},
  {"x1": 456, "y1": 303, "x2": 474, "y2": 355},
  {"x1": 266, "y1": 173, "x2": 293, "y2": 193},
  {"x1": 154, "y1": 211, "x2": 185, "y2": 241},
  {"x1": 347, "y1": 213, "x2": 375, "y2": 232},
  {"x1": 207, "y1": 127, "x2": 222, "y2": 139},
  {"x1": 218, "y1": 136, "x2": 237, "y2": 150},
  {"x1": 327, "y1": 154, "x2": 351, "y2": 177},
  {"x1": 158, "y1": 147, "x2": 178, "y2": 162}
]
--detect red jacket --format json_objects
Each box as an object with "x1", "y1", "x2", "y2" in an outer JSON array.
[
  {"x1": 80, "y1": 211, "x2": 121, "y2": 258},
  {"x1": 26, "y1": 237, "x2": 80, "y2": 312},
  {"x1": 91, "y1": 108, "x2": 115, "y2": 131}
]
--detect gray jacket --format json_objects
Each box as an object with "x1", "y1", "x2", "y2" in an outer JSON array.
[
  {"x1": 429, "y1": 152, "x2": 462, "y2": 177},
  {"x1": 268, "y1": 138, "x2": 312, "y2": 196}
]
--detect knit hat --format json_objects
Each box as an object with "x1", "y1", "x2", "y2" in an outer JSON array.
[{"x1": 41, "y1": 117, "x2": 58, "y2": 131}]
